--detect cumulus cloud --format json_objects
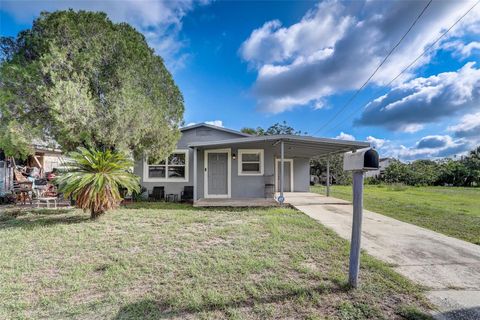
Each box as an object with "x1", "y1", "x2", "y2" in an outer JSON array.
[
  {"x1": 373, "y1": 135, "x2": 471, "y2": 161},
  {"x1": 184, "y1": 120, "x2": 224, "y2": 127},
  {"x1": 205, "y1": 120, "x2": 224, "y2": 127},
  {"x1": 444, "y1": 40, "x2": 480, "y2": 59},
  {"x1": 1, "y1": 0, "x2": 209, "y2": 70},
  {"x1": 366, "y1": 136, "x2": 387, "y2": 149},
  {"x1": 240, "y1": 0, "x2": 480, "y2": 113},
  {"x1": 416, "y1": 135, "x2": 450, "y2": 149},
  {"x1": 448, "y1": 112, "x2": 480, "y2": 139},
  {"x1": 335, "y1": 132, "x2": 355, "y2": 141},
  {"x1": 356, "y1": 62, "x2": 480, "y2": 132}
]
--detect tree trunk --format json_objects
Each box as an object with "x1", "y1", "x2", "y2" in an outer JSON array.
[{"x1": 90, "y1": 208, "x2": 105, "y2": 220}]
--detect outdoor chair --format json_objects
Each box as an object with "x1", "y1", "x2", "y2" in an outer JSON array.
[
  {"x1": 181, "y1": 186, "x2": 194, "y2": 202},
  {"x1": 148, "y1": 187, "x2": 164, "y2": 202},
  {"x1": 264, "y1": 175, "x2": 275, "y2": 199}
]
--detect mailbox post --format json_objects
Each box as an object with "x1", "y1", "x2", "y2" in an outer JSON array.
[
  {"x1": 343, "y1": 148, "x2": 379, "y2": 288},
  {"x1": 349, "y1": 170, "x2": 364, "y2": 288}
]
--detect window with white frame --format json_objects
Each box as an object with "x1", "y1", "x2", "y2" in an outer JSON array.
[
  {"x1": 238, "y1": 149, "x2": 264, "y2": 176},
  {"x1": 145, "y1": 150, "x2": 188, "y2": 182}
]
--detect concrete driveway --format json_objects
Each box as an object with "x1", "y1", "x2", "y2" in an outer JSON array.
[{"x1": 285, "y1": 192, "x2": 480, "y2": 320}]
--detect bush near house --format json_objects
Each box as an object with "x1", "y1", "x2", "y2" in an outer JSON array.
[{"x1": 56, "y1": 148, "x2": 139, "y2": 219}]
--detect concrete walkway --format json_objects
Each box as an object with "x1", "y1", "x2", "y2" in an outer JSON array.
[{"x1": 285, "y1": 192, "x2": 480, "y2": 320}]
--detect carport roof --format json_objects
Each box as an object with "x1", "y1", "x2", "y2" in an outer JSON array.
[{"x1": 188, "y1": 135, "x2": 370, "y2": 158}]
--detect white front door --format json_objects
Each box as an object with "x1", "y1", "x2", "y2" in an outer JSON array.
[{"x1": 204, "y1": 149, "x2": 231, "y2": 198}]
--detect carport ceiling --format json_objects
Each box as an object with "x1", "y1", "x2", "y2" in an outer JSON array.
[{"x1": 188, "y1": 135, "x2": 370, "y2": 158}]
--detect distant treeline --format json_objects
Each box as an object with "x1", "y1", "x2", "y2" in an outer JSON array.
[
  {"x1": 312, "y1": 146, "x2": 480, "y2": 187},
  {"x1": 381, "y1": 147, "x2": 480, "y2": 187}
]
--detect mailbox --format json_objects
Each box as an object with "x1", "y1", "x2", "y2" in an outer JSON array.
[{"x1": 343, "y1": 148, "x2": 379, "y2": 172}]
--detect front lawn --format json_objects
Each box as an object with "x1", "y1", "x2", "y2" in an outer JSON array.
[
  {"x1": 0, "y1": 204, "x2": 431, "y2": 319},
  {"x1": 311, "y1": 184, "x2": 480, "y2": 245}
]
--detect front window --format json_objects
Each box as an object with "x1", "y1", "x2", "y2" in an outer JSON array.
[
  {"x1": 238, "y1": 149, "x2": 264, "y2": 176},
  {"x1": 145, "y1": 150, "x2": 188, "y2": 181}
]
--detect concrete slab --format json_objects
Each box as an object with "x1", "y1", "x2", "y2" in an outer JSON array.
[{"x1": 285, "y1": 192, "x2": 480, "y2": 320}]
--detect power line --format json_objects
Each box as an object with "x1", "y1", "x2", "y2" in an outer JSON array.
[
  {"x1": 326, "y1": 0, "x2": 480, "y2": 133},
  {"x1": 312, "y1": 0, "x2": 433, "y2": 136}
]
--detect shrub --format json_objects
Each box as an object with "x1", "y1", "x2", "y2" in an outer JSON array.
[{"x1": 56, "y1": 148, "x2": 140, "y2": 219}]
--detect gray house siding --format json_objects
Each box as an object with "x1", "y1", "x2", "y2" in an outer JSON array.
[
  {"x1": 135, "y1": 125, "x2": 311, "y2": 199},
  {"x1": 195, "y1": 142, "x2": 277, "y2": 199},
  {"x1": 196, "y1": 143, "x2": 309, "y2": 198},
  {"x1": 134, "y1": 148, "x2": 195, "y2": 196},
  {"x1": 134, "y1": 126, "x2": 247, "y2": 195},
  {"x1": 292, "y1": 158, "x2": 310, "y2": 192}
]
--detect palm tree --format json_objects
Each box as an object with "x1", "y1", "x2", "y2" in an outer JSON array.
[{"x1": 56, "y1": 148, "x2": 140, "y2": 219}]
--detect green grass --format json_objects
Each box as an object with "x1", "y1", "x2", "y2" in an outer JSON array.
[
  {"x1": 311, "y1": 184, "x2": 480, "y2": 245},
  {"x1": 0, "y1": 204, "x2": 431, "y2": 319}
]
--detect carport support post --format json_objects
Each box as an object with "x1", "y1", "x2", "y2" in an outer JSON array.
[
  {"x1": 279, "y1": 140, "x2": 285, "y2": 204},
  {"x1": 326, "y1": 158, "x2": 330, "y2": 197},
  {"x1": 349, "y1": 170, "x2": 364, "y2": 288},
  {"x1": 193, "y1": 147, "x2": 197, "y2": 202}
]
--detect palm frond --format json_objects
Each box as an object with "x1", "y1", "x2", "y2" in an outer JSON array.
[{"x1": 56, "y1": 148, "x2": 140, "y2": 218}]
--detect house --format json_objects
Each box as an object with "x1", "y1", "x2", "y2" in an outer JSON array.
[
  {"x1": 364, "y1": 157, "x2": 396, "y2": 178},
  {"x1": 0, "y1": 143, "x2": 64, "y2": 196},
  {"x1": 134, "y1": 123, "x2": 369, "y2": 204},
  {"x1": 0, "y1": 150, "x2": 9, "y2": 196}
]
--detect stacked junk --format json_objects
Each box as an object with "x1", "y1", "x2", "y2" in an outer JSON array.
[{"x1": 0, "y1": 146, "x2": 66, "y2": 206}]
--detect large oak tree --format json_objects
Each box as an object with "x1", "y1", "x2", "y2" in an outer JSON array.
[{"x1": 0, "y1": 10, "x2": 184, "y2": 160}]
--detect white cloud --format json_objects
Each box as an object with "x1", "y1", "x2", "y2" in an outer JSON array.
[
  {"x1": 240, "y1": 0, "x2": 480, "y2": 113},
  {"x1": 240, "y1": 2, "x2": 351, "y2": 68},
  {"x1": 335, "y1": 132, "x2": 355, "y2": 141},
  {"x1": 373, "y1": 135, "x2": 472, "y2": 161},
  {"x1": 416, "y1": 135, "x2": 452, "y2": 149},
  {"x1": 448, "y1": 112, "x2": 480, "y2": 139},
  {"x1": 205, "y1": 120, "x2": 224, "y2": 127},
  {"x1": 444, "y1": 40, "x2": 480, "y2": 59},
  {"x1": 1, "y1": 0, "x2": 209, "y2": 70},
  {"x1": 184, "y1": 120, "x2": 224, "y2": 127},
  {"x1": 356, "y1": 62, "x2": 480, "y2": 131},
  {"x1": 366, "y1": 136, "x2": 387, "y2": 149}
]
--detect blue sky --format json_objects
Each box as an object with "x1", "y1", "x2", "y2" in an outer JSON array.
[{"x1": 1, "y1": 0, "x2": 479, "y2": 160}]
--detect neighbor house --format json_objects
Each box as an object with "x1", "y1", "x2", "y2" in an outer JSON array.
[
  {"x1": 134, "y1": 123, "x2": 368, "y2": 204},
  {"x1": 364, "y1": 157, "x2": 396, "y2": 178},
  {"x1": 1, "y1": 143, "x2": 64, "y2": 195}
]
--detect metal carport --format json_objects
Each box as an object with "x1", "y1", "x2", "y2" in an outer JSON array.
[{"x1": 188, "y1": 134, "x2": 369, "y2": 203}]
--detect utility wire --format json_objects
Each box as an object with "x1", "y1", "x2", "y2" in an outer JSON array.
[
  {"x1": 312, "y1": 0, "x2": 433, "y2": 136},
  {"x1": 326, "y1": 0, "x2": 480, "y2": 133}
]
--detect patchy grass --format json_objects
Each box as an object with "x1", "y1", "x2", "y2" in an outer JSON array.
[
  {"x1": 311, "y1": 184, "x2": 480, "y2": 245},
  {"x1": 0, "y1": 204, "x2": 431, "y2": 319}
]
